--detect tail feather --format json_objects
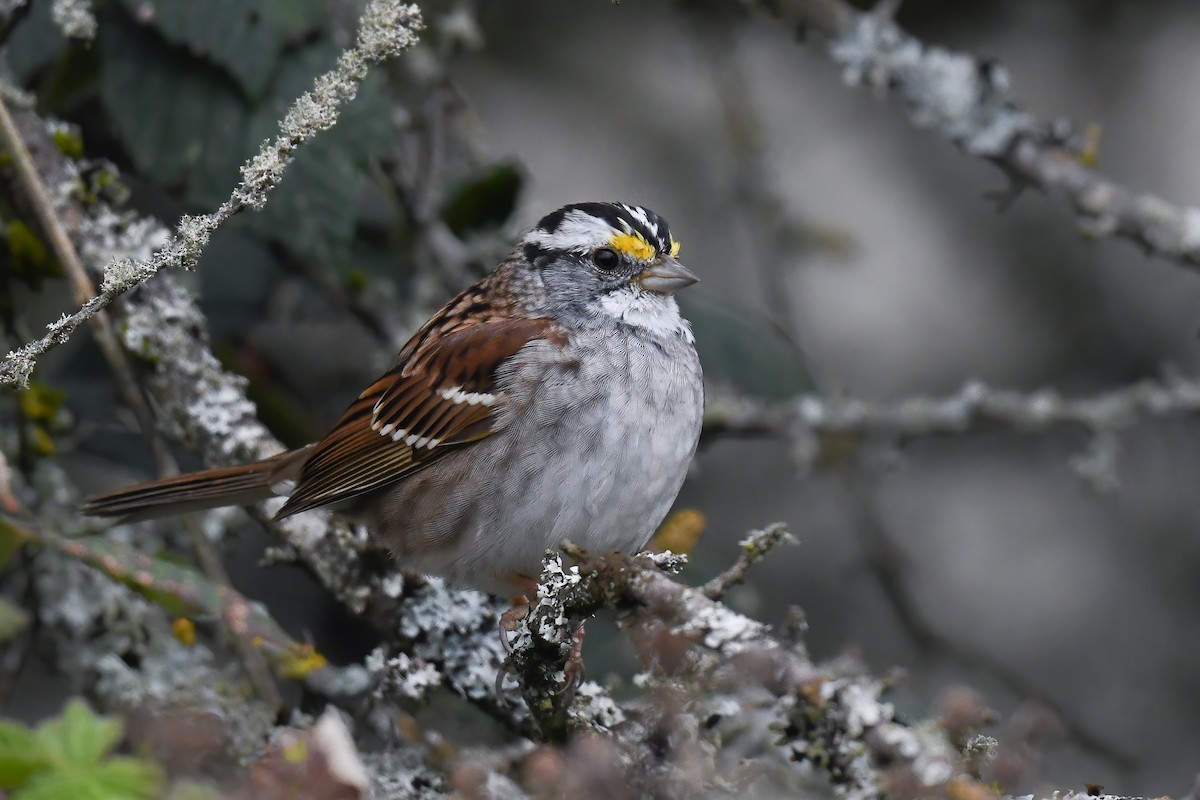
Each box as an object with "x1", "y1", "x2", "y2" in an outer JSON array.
[{"x1": 80, "y1": 450, "x2": 307, "y2": 522}]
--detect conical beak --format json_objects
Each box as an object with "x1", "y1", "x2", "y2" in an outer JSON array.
[{"x1": 638, "y1": 258, "x2": 699, "y2": 295}]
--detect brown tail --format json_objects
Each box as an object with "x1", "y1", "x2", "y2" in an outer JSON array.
[{"x1": 80, "y1": 448, "x2": 309, "y2": 522}]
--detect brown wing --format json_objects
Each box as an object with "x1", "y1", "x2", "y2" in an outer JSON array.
[{"x1": 275, "y1": 315, "x2": 560, "y2": 518}]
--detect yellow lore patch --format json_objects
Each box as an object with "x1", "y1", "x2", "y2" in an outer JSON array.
[
  {"x1": 608, "y1": 231, "x2": 657, "y2": 261},
  {"x1": 669, "y1": 238, "x2": 681, "y2": 257}
]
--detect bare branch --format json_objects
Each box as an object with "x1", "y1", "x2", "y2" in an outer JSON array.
[
  {"x1": 745, "y1": 0, "x2": 1200, "y2": 273},
  {"x1": 705, "y1": 376, "x2": 1200, "y2": 484},
  {"x1": 0, "y1": 0, "x2": 424, "y2": 388}
]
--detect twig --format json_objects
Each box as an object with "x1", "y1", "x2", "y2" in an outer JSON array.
[
  {"x1": 0, "y1": 97, "x2": 285, "y2": 712},
  {"x1": 704, "y1": 377, "x2": 1200, "y2": 482},
  {"x1": 0, "y1": 0, "x2": 424, "y2": 388},
  {"x1": 701, "y1": 523, "x2": 796, "y2": 600},
  {"x1": 744, "y1": 0, "x2": 1200, "y2": 274}
]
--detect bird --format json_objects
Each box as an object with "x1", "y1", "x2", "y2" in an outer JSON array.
[{"x1": 82, "y1": 201, "x2": 704, "y2": 610}]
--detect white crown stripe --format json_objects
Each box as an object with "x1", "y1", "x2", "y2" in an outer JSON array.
[
  {"x1": 523, "y1": 209, "x2": 620, "y2": 253},
  {"x1": 524, "y1": 205, "x2": 671, "y2": 257}
]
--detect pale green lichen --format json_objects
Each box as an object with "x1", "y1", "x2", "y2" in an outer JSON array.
[
  {"x1": 366, "y1": 647, "x2": 443, "y2": 702},
  {"x1": 49, "y1": 0, "x2": 95, "y2": 39}
]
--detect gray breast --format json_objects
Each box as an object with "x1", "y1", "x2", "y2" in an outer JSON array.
[{"x1": 373, "y1": 320, "x2": 703, "y2": 596}]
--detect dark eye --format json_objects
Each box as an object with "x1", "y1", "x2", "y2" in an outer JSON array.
[{"x1": 592, "y1": 247, "x2": 621, "y2": 271}]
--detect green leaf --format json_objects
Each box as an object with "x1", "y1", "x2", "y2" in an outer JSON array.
[
  {"x1": 241, "y1": 42, "x2": 393, "y2": 261},
  {"x1": 681, "y1": 290, "x2": 816, "y2": 400},
  {"x1": 0, "y1": 518, "x2": 33, "y2": 571},
  {"x1": 98, "y1": 8, "x2": 246, "y2": 191},
  {"x1": 97, "y1": 6, "x2": 394, "y2": 263},
  {"x1": 17, "y1": 759, "x2": 162, "y2": 800},
  {"x1": 0, "y1": 598, "x2": 29, "y2": 644},
  {"x1": 0, "y1": 720, "x2": 48, "y2": 789},
  {"x1": 2, "y1": 703, "x2": 161, "y2": 799},
  {"x1": 441, "y1": 163, "x2": 524, "y2": 238},
  {"x1": 116, "y1": 0, "x2": 326, "y2": 99},
  {"x1": 93, "y1": 757, "x2": 164, "y2": 799},
  {"x1": 34, "y1": 700, "x2": 122, "y2": 768},
  {"x1": 5, "y1": 1, "x2": 67, "y2": 85}
]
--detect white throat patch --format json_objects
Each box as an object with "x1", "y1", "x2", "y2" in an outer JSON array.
[{"x1": 595, "y1": 287, "x2": 694, "y2": 342}]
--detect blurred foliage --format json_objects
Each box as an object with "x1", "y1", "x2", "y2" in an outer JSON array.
[
  {"x1": 440, "y1": 161, "x2": 523, "y2": 238},
  {"x1": 0, "y1": 518, "x2": 32, "y2": 571},
  {"x1": 0, "y1": 699, "x2": 163, "y2": 800},
  {"x1": 17, "y1": 382, "x2": 66, "y2": 456},
  {"x1": 42, "y1": 531, "x2": 327, "y2": 680},
  {"x1": 9, "y1": 0, "x2": 394, "y2": 265},
  {"x1": 95, "y1": 5, "x2": 393, "y2": 262},
  {"x1": 4, "y1": 221, "x2": 58, "y2": 283},
  {"x1": 682, "y1": 290, "x2": 815, "y2": 399},
  {"x1": 4, "y1": 0, "x2": 815, "y2": 410},
  {"x1": 0, "y1": 597, "x2": 28, "y2": 644},
  {"x1": 650, "y1": 507, "x2": 707, "y2": 555}
]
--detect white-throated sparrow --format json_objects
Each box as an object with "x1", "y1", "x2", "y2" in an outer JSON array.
[{"x1": 82, "y1": 202, "x2": 705, "y2": 599}]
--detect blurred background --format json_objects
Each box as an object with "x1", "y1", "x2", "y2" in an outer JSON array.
[{"x1": 4, "y1": 0, "x2": 1200, "y2": 795}]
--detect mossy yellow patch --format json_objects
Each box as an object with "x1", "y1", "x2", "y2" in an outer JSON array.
[
  {"x1": 669, "y1": 238, "x2": 681, "y2": 257},
  {"x1": 650, "y1": 508, "x2": 706, "y2": 554},
  {"x1": 172, "y1": 617, "x2": 196, "y2": 646},
  {"x1": 609, "y1": 231, "x2": 656, "y2": 261},
  {"x1": 283, "y1": 739, "x2": 309, "y2": 764},
  {"x1": 277, "y1": 643, "x2": 328, "y2": 679}
]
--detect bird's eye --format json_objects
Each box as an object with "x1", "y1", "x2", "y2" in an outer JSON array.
[{"x1": 592, "y1": 247, "x2": 621, "y2": 271}]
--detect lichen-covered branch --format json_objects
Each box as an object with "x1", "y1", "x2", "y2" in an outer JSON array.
[
  {"x1": 704, "y1": 375, "x2": 1200, "y2": 485},
  {"x1": 49, "y1": 0, "x2": 95, "y2": 40},
  {"x1": 701, "y1": 523, "x2": 796, "y2": 600},
  {"x1": 0, "y1": 0, "x2": 423, "y2": 389},
  {"x1": 0, "y1": 94, "x2": 287, "y2": 709},
  {"x1": 747, "y1": 0, "x2": 1200, "y2": 273},
  {"x1": 510, "y1": 545, "x2": 966, "y2": 799}
]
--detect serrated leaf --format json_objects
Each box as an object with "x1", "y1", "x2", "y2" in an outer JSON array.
[
  {"x1": 0, "y1": 721, "x2": 48, "y2": 789},
  {"x1": 92, "y1": 757, "x2": 164, "y2": 799},
  {"x1": 97, "y1": 6, "x2": 394, "y2": 263},
  {"x1": 0, "y1": 598, "x2": 29, "y2": 644},
  {"x1": 16, "y1": 759, "x2": 162, "y2": 800},
  {"x1": 116, "y1": 0, "x2": 325, "y2": 99},
  {"x1": 34, "y1": 700, "x2": 122, "y2": 769},
  {"x1": 680, "y1": 290, "x2": 816, "y2": 400}
]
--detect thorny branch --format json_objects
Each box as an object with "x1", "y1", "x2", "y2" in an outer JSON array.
[
  {"x1": 745, "y1": 0, "x2": 1200, "y2": 274},
  {"x1": 0, "y1": 0, "x2": 424, "y2": 388}
]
